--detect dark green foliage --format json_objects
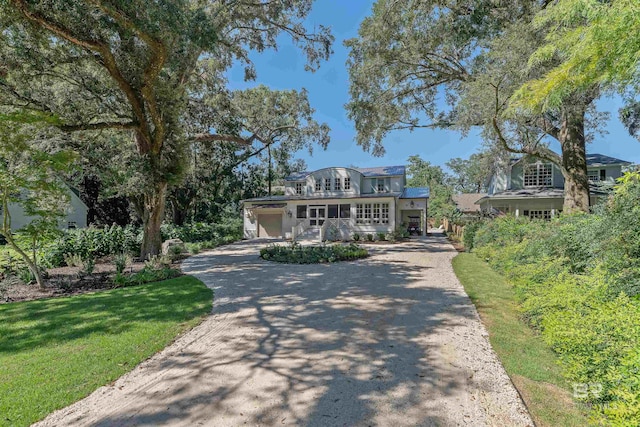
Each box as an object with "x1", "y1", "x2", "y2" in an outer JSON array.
[
  {"x1": 472, "y1": 172, "x2": 640, "y2": 425},
  {"x1": 161, "y1": 217, "x2": 242, "y2": 244},
  {"x1": 461, "y1": 220, "x2": 483, "y2": 251},
  {"x1": 260, "y1": 243, "x2": 368, "y2": 264},
  {"x1": 114, "y1": 266, "x2": 181, "y2": 288},
  {"x1": 43, "y1": 225, "x2": 141, "y2": 268}
]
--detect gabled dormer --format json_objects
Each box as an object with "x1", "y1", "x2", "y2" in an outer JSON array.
[
  {"x1": 486, "y1": 153, "x2": 632, "y2": 196},
  {"x1": 283, "y1": 165, "x2": 406, "y2": 197}
]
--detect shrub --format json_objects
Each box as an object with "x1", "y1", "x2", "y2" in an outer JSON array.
[
  {"x1": 352, "y1": 233, "x2": 361, "y2": 241},
  {"x1": 260, "y1": 243, "x2": 368, "y2": 264},
  {"x1": 469, "y1": 172, "x2": 640, "y2": 425},
  {"x1": 161, "y1": 217, "x2": 242, "y2": 244},
  {"x1": 376, "y1": 232, "x2": 386, "y2": 241},
  {"x1": 113, "y1": 253, "x2": 132, "y2": 275},
  {"x1": 81, "y1": 257, "x2": 96, "y2": 275},
  {"x1": 461, "y1": 220, "x2": 483, "y2": 251},
  {"x1": 44, "y1": 225, "x2": 141, "y2": 268},
  {"x1": 366, "y1": 233, "x2": 374, "y2": 242}
]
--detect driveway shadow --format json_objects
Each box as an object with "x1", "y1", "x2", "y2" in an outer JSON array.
[{"x1": 54, "y1": 237, "x2": 526, "y2": 427}]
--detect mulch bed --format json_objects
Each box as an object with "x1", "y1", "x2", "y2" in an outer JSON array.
[{"x1": 1, "y1": 256, "x2": 187, "y2": 304}]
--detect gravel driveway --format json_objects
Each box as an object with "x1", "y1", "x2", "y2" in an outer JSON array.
[{"x1": 36, "y1": 234, "x2": 532, "y2": 427}]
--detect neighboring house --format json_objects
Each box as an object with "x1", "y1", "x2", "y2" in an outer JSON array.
[
  {"x1": 242, "y1": 166, "x2": 430, "y2": 239},
  {"x1": 452, "y1": 193, "x2": 487, "y2": 218},
  {"x1": 477, "y1": 153, "x2": 631, "y2": 219},
  {"x1": 6, "y1": 186, "x2": 88, "y2": 230}
]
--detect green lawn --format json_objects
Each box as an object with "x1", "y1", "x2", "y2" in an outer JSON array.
[
  {"x1": 0, "y1": 276, "x2": 212, "y2": 427},
  {"x1": 452, "y1": 253, "x2": 587, "y2": 427}
]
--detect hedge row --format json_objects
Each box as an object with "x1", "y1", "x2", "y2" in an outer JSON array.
[{"x1": 469, "y1": 172, "x2": 640, "y2": 426}]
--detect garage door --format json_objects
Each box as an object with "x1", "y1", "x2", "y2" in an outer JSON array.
[{"x1": 258, "y1": 214, "x2": 282, "y2": 237}]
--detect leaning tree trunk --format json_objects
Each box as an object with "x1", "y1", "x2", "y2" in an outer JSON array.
[
  {"x1": 140, "y1": 181, "x2": 168, "y2": 259},
  {"x1": 558, "y1": 106, "x2": 590, "y2": 213}
]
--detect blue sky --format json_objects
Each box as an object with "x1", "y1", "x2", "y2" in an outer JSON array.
[{"x1": 228, "y1": 0, "x2": 640, "y2": 173}]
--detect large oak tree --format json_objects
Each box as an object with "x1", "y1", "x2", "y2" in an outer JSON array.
[
  {"x1": 346, "y1": 0, "x2": 602, "y2": 213},
  {"x1": 0, "y1": 0, "x2": 332, "y2": 257}
]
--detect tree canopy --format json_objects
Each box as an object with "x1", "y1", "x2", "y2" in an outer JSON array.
[
  {"x1": 512, "y1": 0, "x2": 640, "y2": 111},
  {"x1": 346, "y1": 0, "x2": 606, "y2": 212},
  {"x1": 0, "y1": 0, "x2": 333, "y2": 257}
]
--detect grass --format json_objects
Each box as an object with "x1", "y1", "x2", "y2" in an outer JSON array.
[
  {"x1": 0, "y1": 276, "x2": 213, "y2": 427},
  {"x1": 452, "y1": 253, "x2": 587, "y2": 427}
]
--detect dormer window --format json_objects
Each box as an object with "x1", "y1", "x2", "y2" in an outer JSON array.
[
  {"x1": 344, "y1": 177, "x2": 351, "y2": 190},
  {"x1": 376, "y1": 178, "x2": 386, "y2": 192},
  {"x1": 588, "y1": 169, "x2": 607, "y2": 183},
  {"x1": 295, "y1": 182, "x2": 304, "y2": 195},
  {"x1": 315, "y1": 179, "x2": 322, "y2": 192},
  {"x1": 333, "y1": 178, "x2": 341, "y2": 191},
  {"x1": 524, "y1": 163, "x2": 552, "y2": 187},
  {"x1": 324, "y1": 178, "x2": 331, "y2": 191}
]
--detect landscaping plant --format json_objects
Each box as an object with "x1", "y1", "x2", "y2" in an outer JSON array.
[
  {"x1": 260, "y1": 243, "x2": 368, "y2": 264},
  {"x1": 470, "y1": 172, "x2": 640, "y2": 426}
]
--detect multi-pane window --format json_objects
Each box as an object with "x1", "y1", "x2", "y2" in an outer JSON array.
[
  {"x1": 372, "y1": 203, "x2": 381, "y2": 223},
  {"x1": 344, "y1": 177, "x2": 351, "y2": 190},
  {"x1": 315, "y1": 179, "x2": 322, "y2": 192},
  {"x1": 295, "y1": 182, "x2": 304, "y2": 195},
  {"x1": 381, "y1": 204, "x2": 389, "y2": 224},
  {"x1": 376, "y1": 178, "x2": 386, "y2": 192},
  {"x1": 296, "y1": 205, "x2": 307, "y2": 218},
  {"x1": 364, "y1": 204, "x2": 372, "y2": 223},
  {"x1": 356, "y1": 203, "x2": 389, "y2": 224},
  {"x1": 333, "y1": 178, "x2": 341, "y2": 191},
  {"x1": 524, "y1": 210, "x2": 552, "y2": 220},
  {"x1": 523, "y1": 163, "x2": 552, "y2": 187},
  {"x1": 356, "y1": 204, "x2": 364, "y2": 223},
  {"x1": 324, "y1": 178, "x2": 331, "y2": 191}
]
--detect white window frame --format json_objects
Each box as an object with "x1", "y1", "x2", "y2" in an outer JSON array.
[
  {"x1": 524, "y1": 210, "x2": 552, "y2": 220},
  {"x1": 356, "y1": 203, "x2": 390, "y2": 224},
  {"x1": 315, "y1": 179, "x2": 322, "y2": 192},
  {"x1": 295, "y1": 182, "x2": 304, "y2": 195},
  {"x1": 376, "y1": 178, "x2": 386, "y2": 193},
  {"x1": 333, "y1": 177, "x2": 341, "y2": 191},
  {"x1": 344, "y1": 177, "x2": 351, "y2": 190},
  {"x1": 324, "y1": 178, "x2": 331, "y2": 191},
  {"x1": 523, "y1": 163, "x2": 553, "y2": 187}
]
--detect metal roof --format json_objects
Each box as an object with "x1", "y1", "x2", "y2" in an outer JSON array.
[
  {"x1": 586, "y1": 153, "x2": 632, "y2": 167},
  {"x1": 477, "y1": 187, "x2": 608, "y2": 203},
  {"x1": 510, "y1": 153, "x2": 631, "y2": 167},
  {"x1": 400, "y1": 187, "x2": 430, "y2": 199},
  {"x1": 285, "y1": 165, "x2": 406, "y2": 181}
]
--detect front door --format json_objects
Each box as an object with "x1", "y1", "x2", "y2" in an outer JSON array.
[{"x1": 309, "y1": 206, "x2": 326, "y2": 227}]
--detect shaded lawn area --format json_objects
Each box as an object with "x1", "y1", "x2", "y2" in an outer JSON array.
[
  {"x1": 0, "y1": 276, "x2": 212, "y2": 427},
  {"x1": 452, "y1": 253, "x2": 587, "y2": 427}
]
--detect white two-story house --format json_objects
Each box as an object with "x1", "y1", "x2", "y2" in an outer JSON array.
[
  {"x1": 242, "y1": 166, "x2": 430, "y2": 240},
  {"x1": 477, "y1": 153, "x2": 632, "y2": 219}
]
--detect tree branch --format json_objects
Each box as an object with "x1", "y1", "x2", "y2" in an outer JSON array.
[{"x1": 58, "y1": 121, "x2": 139, "y2": 132}]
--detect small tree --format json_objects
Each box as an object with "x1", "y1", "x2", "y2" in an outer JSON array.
[{"x1": 0, "y1": 120, "x2": 75, "y2": 288}]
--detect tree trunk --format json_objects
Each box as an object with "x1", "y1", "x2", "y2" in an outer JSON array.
[
  {"x1": 558, "y1": 107, "x2": 590, "y2": 213},
  {"x1": 140, "y1": 181, "x2": 168, "y2": 259}
]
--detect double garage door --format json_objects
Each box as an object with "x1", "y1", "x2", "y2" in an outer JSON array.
[{"x1": 258, "y1": 214, "x2": 282, "y2": 238}]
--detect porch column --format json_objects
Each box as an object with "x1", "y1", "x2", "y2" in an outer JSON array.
[{"x1": 422, "y1": 202, "x2": 427, "y2": 236}]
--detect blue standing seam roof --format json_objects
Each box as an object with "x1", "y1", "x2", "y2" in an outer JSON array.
[
  {"x1": 400, "y1": 187, "x2": 430, "y2": 198},
  {"x1": 285, "y1": 165, "x2": 407, "y2": 181}
]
